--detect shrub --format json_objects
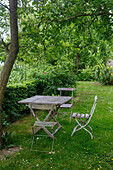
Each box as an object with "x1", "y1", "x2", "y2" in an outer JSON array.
[
  {"x1": 0, "y1": 132, "x2": 14, "y2": 150},
  {"x1": 2, "y1": 83, "x2": 32, "y2": 123},
  {"x1": 77, "y1": 66, "x2": 96, "y2": 81},
  {"x1": 96, "y1": 64, "x2": 113, "y2": 85},
  {"x1": 2, "y1": 66, "x2": 76, "y2": 125},
  {"x1": 39, "y1": 65, "x2": 76, "y2": 95}
]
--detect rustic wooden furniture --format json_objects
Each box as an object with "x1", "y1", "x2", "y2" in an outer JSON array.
[
  {"x1": 18, "y1": 95, "x2": 72, "y2": 149},
  {"x1": 71, "y1": 96, "x2": 97, "y2": 139},
  {"x1": 58, "y1": 87, "x2": 76, "y2": 123}
]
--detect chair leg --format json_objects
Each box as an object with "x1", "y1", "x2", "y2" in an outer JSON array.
[
  {"x1": 56, "y1": 110, "x2": 59, "y2": 118},
  {"x1": 31, "y1": 136, "x2": 35, "y2": 150},
  {"x1": 87, "y1": 125, "x2": 93, "y2": 134},
  {"x1": 70, "y1": 109, "x2": 72, "y2": 123},
  {"x1": 31, "y1": 127, "x2": 35, "y2": 150},
  {"x1": 71, "y1": 125, "x2": 79, "y2": 136},
  {"x1": 43, "y1": 126, "x2": 55, "y2": 139},
  {"x1": 83, "y1": 127, "x2": 93, "y2": 139},
  {"x1": 51, "y1": 137, "x2": 55, "y2": 152},
  {"x1": 71, "y1": 123, "x2": 93, "y2": 139},
  {"x1": 31, "y1": 134, "x2": 55, "y2": 152},
  {"x1": 31, "y1": 124, "x2": 56, "y2": 151},
  {"x1": 71, "y1": 119, "x2": 93, "y2": 139}
]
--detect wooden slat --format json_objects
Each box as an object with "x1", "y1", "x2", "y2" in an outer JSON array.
[
  {"x1": 31, "y1": 104, "x2": 56, "y2": 110},
  {"x1": 72, "y1": 113, "x2": 90, "y2": 119},
  {"x1": 60, "y1": 104, "x2": 72, "y2": 108},
  {"x1": 34, "y1": 121, "x2": 57, "y2": 127},
  {"x1": 58, "y1": 87, "x2": 75, "y2": 91}
]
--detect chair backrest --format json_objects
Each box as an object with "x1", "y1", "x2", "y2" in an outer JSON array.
[
  {"x1": 58, "y1": 87, "x2": 75, "y2": 104},
  {"x1": 90, "y1": 96, "x2": 97, "y2": 118}
]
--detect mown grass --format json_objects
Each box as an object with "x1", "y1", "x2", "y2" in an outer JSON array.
[{"x1": 0, "y1": 81, "x2": 113, "y2": 169}]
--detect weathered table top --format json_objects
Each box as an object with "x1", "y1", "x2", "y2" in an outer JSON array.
[{"x1": 18, "y1": 95, "x2": 72, "y2": 106}]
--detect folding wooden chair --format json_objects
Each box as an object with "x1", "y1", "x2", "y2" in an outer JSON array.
[
  {"x1": 31, "y1": 122, "x2": 56, "y2": 152},
  {"x1": 57, "y1": 87, "x2": 75, "y2": 123},
  {"x1": 29, "y1": 104, "x2": 58, "y2": 151},
  {"x1": 71, "y1": 96, "x2": 97, "y2": 139}
]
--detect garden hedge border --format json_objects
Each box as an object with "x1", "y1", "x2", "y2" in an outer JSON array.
[{"x1": 2, "y1": 72, "x2": 76, "y2": 124}]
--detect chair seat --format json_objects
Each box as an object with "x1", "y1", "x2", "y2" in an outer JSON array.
[
  {"x1": 34, "y1": 121, "x2": 57, "y2": 127},
  {"x1": 60, "y1": 104, "x2": 73, "y2": 108},
  {"x1": 72, "y1": 112, "x2": 90, "y2": 119}
]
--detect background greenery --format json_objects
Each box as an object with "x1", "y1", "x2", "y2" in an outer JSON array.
[
  {"x1": 2, "y1": 63, "x2": 76, "y2": 125},
  {"x1": 76, "y1": 66, "x2": 96, "y2": 81},
  {"x1": 96, "y1": 64, "x2": 113, "y2": 85},
  {"x1": 2, "y1": 60, "x2": 113, "y2": 127}
]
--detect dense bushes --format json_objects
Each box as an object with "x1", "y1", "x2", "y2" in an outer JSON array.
[
  {"x1": 2, "y1": 65, "x2": 76, "y2": 125},
  {"x1": 2, "y1": 83, "x2": 34, "y2": 125},
  {"x1": 76, "y1": 64, "x2": 113, "y2": 85},
  {"x1": 39, "y1": 65, "x2": 76, "y2": 95},
  {"x1": 96, "y1": 64, "x2": 113, "y2": 85},
  {"x1": 77, "y1": 66, "x2": 96, "y2": 81}
]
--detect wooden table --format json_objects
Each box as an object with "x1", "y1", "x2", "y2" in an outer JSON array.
[{"x1": 18, "y1": 95, "x2": 72, "y2": 138}]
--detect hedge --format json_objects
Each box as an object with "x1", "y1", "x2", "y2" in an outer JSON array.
[{"x1": 2, "y1": 69, "x2": 76, "y2": 125}]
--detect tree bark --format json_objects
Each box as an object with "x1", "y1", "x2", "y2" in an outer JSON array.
[
  {"x1": 75, "y1": 53, "x2": 80, "y2": 75},
  {"x1": 0, "y1": 0, "x2": 19, "y2": 145}
]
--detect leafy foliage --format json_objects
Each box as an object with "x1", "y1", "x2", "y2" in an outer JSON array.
[
  {"x1": 0, "y1": 132, "x2": 14, "y2": 150},
  {"x1": 77, "y1": 66, "x2": 96, "y2": 81},
  {"x1": 2, "y1": 65, "x2": 76, "y2": 125},
  {"x1": 0, "y1": 0, "x2": 113, "y2": 71},
  {"x1": 96, "y1": 64, "x2": 113, "y2": 85}
]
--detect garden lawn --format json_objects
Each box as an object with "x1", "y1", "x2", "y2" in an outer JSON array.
[{"x1": 0, "y1": 81, "x2": 113, "y2": 169}]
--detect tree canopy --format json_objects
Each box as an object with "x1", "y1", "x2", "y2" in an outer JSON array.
[{"x1": 0, "y1": 0, "x2": 113, "y2": 66}]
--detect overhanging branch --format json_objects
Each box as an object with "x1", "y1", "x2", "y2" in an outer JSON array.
[
  {"x1": 59, "y1": 11, "x2": 113, "y2": 23},
  {"x1": 0, "y1": 2, "x2": 10, "y2": 11},
  {"x1": 0, "y1": 39, "x2": 10, "y2": 53}
]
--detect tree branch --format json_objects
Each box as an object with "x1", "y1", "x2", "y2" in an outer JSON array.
[
  {"x1": 0, "y1": 39, "x2": 10, "y2": 53},
  {"x1": 75, "y1": 44, "x2": 89, "y2": 50},
  {"x1": 0, "y1": 2, "x2": 10, "y2": 11},
  {"x1": 59, "y1": 11, "x2": 113, "y2": 23}
]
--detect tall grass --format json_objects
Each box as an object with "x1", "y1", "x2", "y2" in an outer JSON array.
[{"x1": 0, "y1": 81, "x2": 113, "y2": 169}]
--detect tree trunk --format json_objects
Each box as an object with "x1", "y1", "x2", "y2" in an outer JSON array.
[
  {"x1": 75, "y1": 53, "x2": 80, "y2": 75},
  {"x1": 0, "y1": 0, "x2": 19, "y2": 145}
]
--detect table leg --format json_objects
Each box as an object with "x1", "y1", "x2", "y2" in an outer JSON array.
[
  {"x1": 47, "y1": 107, "x2": 63, "y2": 135},
  {"x1": 28, "y1": 104, "x2": 40, "y2": 121}
]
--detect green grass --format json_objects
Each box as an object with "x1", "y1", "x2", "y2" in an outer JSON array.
[{"x1": 0, "y1": 81, "x2": 113, "y2": 169}]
